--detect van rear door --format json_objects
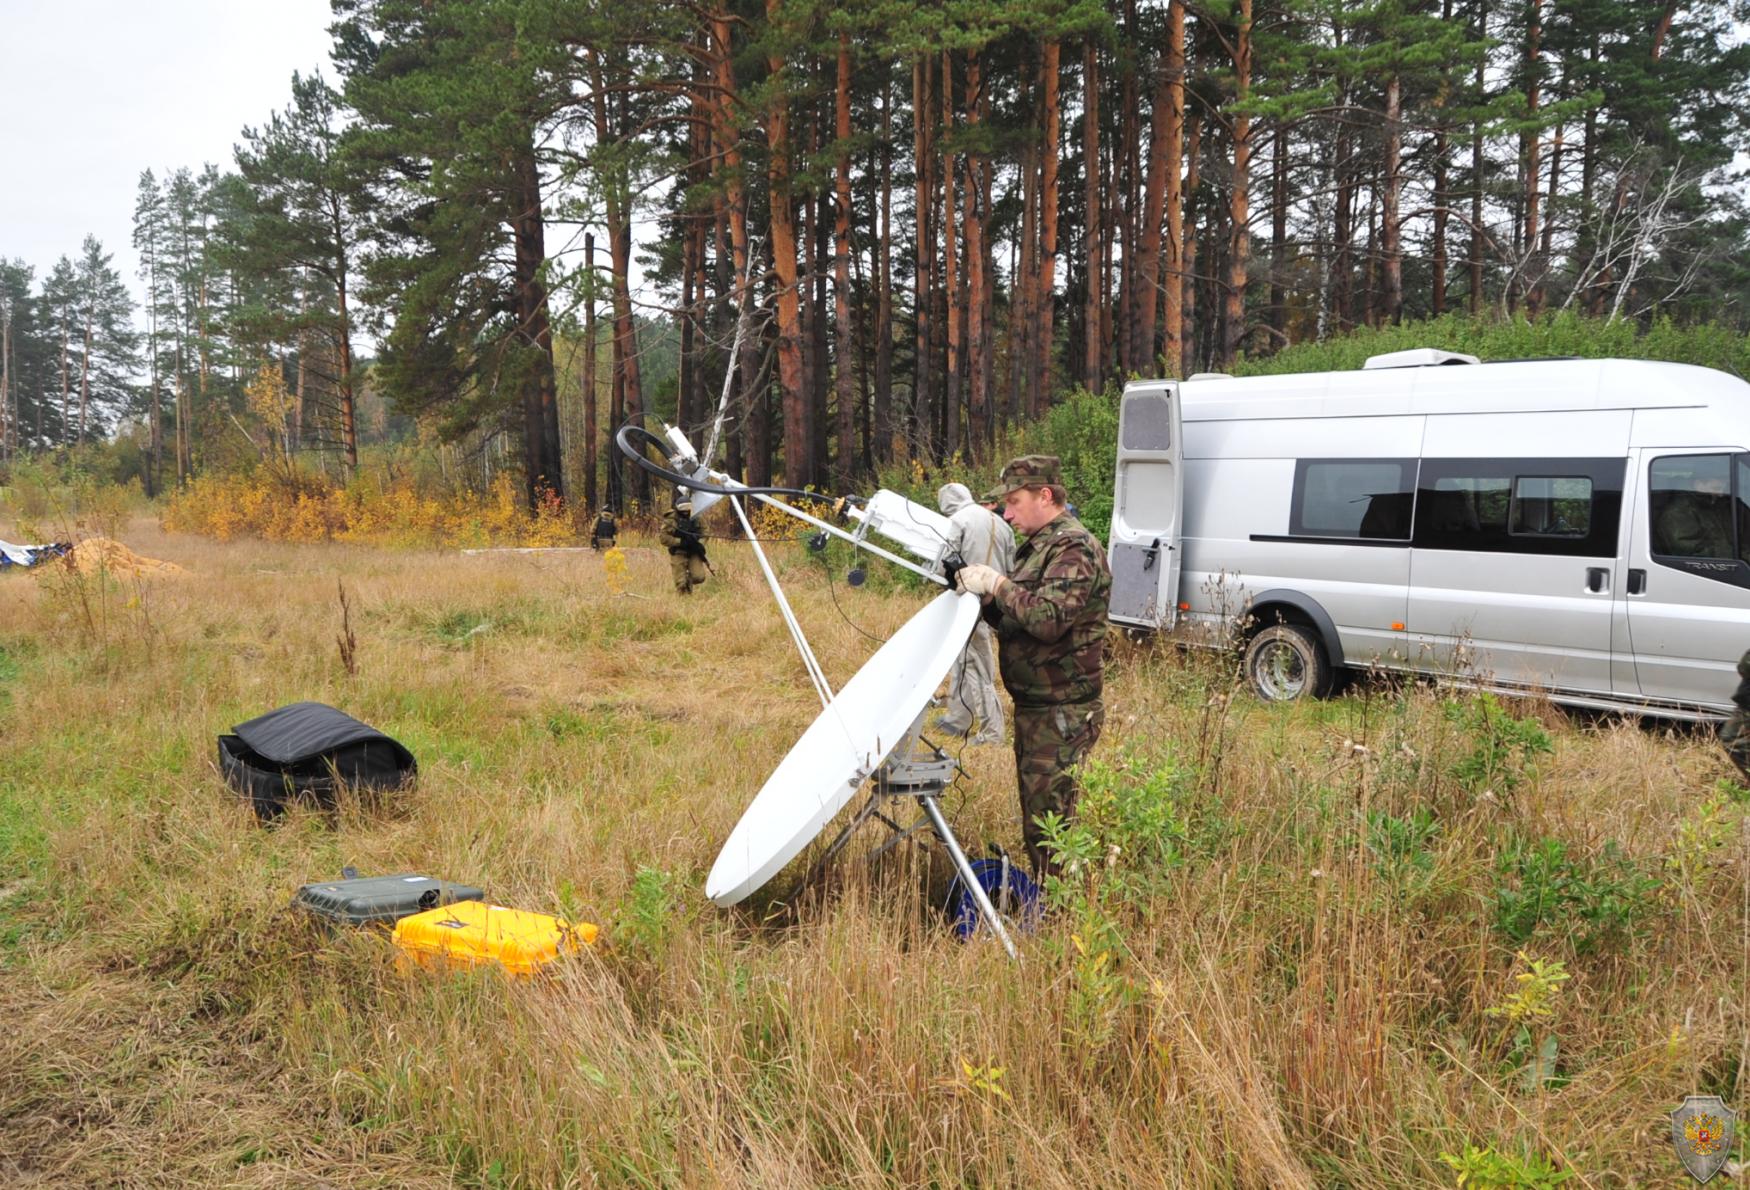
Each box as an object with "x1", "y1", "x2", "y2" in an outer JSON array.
[{"x1": 1109, "y1": 381, "x2": 1184, "y2": 629}]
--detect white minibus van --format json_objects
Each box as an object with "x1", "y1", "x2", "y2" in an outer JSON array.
[{"x1": 1107, "y1": 348, "x2": 1750, "y2": 720}]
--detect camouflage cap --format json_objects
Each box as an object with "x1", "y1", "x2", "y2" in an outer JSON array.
[{"x1": 982, "y1": 455, "x2": 1064, "y2": 502}]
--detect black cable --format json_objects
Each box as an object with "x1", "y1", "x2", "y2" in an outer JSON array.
[
  {"x1": 815, "y1": 546, "x2": 886, "y2": 644},
  {"x1": 614, "y1": 422, "x2": 863, "y2": 505}
]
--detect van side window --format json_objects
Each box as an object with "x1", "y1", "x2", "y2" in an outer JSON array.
[
  {"x1": 1290, "y1": 460, "x2": 1415, "y2": 540},
  {"x1": 1415, "y1": 458, "x2": 1623, "y2": 555},
  {"x1": 1649, "y1": 454, "x2": 1734, "y2": 560},
  {"x1": 1511, "y1": 477, "x2": 1592, "y2": 538}
]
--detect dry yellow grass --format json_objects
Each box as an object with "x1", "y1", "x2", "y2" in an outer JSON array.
[{"x1": 0, "y1": 513, "x2": 1745, "y2": 1187}]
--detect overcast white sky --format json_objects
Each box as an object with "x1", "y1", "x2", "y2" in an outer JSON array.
[{"x1": 1, "y1": 0, "x2": 336, "y2": 304}]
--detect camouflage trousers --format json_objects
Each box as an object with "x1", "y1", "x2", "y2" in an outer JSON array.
[
  {"x1": 669, "y1": 552, "x2": 708, "y2": 594},
  {"x1": 1012, "y1": 699, "x2": 1104, "y2": 874},
  {"x1": 1722, "y1": 708, "x2": 1750, "y2": 782}
]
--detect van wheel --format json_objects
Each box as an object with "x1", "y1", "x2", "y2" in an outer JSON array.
[{"x1": 1245, "y1": 624, "x2": 1332, "y2": 703}]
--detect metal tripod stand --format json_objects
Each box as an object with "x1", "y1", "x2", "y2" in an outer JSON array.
[{"x1": 810, "y1": 715, "x2": 1019, "y2": 959}]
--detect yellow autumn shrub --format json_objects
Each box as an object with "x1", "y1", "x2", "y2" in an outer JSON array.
[{"x1": 159, "y1": 467, "x2": 586, "y2": 549}]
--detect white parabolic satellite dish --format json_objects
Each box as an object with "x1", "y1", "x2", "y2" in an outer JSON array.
[{"x1": 706, "y1": 589, "x2": 983, "y2": 906}]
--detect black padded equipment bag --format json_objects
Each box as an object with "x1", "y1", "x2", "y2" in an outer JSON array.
[{"x1": 220, "y1": 701, "x2": 417, "y2": 818}]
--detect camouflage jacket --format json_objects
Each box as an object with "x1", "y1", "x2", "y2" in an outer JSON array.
[
  {"x1": 660, "y1": 511, "x2": 707, "y2": 558},
  {"x1": 981, "y1": 511, "x2": 1111, "y2": 707},
  {"x1": 1734, "y1": 647, "x2": 1750, "y2": 710}
]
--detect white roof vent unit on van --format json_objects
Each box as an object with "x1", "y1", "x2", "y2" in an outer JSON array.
[{"x1": 1362, "y1": 347, "x2": 1481, "y2": 369}]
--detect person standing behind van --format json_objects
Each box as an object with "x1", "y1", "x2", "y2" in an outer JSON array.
[
  {"x1": 1721, "y1": 648, "x2": 1750, "y2": 781},
  {"x1": 954, "y1": 456, "x2": 1112, "y2": 874},
  {"x1": 936, "y1": 482, "x2": 1014, "y2": 744}
]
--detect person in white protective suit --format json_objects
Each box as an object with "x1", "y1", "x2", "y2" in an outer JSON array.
[{"x1": 936, "y1": 482, "x2": 1015, "y2": 743}]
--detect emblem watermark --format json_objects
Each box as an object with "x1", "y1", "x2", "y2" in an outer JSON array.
[{"x1": 1670, "y1": 1094, "x2": 1737, "y2": 1184}]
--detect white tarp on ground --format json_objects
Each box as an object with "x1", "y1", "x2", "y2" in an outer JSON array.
[{"x1": 0, "y1": 539, "x2": 69, "y2": 568}]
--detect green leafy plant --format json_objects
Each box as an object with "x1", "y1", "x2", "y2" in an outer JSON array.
[
  {"x1": 1037, "y1": 813, "x2": 1141, "y2": 1055},
  {"x1": 616, "y1": 866, "x2": 679, "y2": 958},
  {"x1": 1492, "y1": 836, "x2": 1661, "y2": 954},
  {"x1": 1444, "y1": 693, "x2": 1552, "y2": 797},
  {"x1": 1664, "y1": 793, "x2": 1739, "y2": 889},
  {"x1": 1438, "y1": 1143, "x2": 1573, "y2": 1188},
  {"x1": 1364, "y1": 806, "x2": 1441, "y2": 886}
]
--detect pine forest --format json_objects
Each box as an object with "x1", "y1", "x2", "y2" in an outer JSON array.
[{"x1": 2, "y1": 0, "x2": 1748, "y2": 510}]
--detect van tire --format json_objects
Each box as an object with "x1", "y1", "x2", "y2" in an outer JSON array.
[{"x1": 1244, "y1": 624, "x2": 1332, "y2": 703}]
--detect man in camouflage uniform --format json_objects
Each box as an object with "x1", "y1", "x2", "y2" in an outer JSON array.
[
  {"x1": 660, "y1": 493, "x2": 710, "y2": 595},
  {"x1": 1722, "y1": 647, "x2": 1750, "y2": 781},
  {"x1": 954, "y1": 455, "x2": 1112, "y2": 874}
]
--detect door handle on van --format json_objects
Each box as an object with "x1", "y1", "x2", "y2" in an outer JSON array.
[
  {"x1": 1627, "y1": 568, "x2": 1646, "y2": 595},
  {"x1": 1142, "y1": 537, "x2": 1163, "y2": 571},
  {"x1": 1585, "y1": 566, "x2": 1609, "y2": 593}
]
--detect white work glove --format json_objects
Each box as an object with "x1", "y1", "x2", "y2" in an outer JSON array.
[{"x1": 956, "y1": 563, "x2": 1006, "y2": 598}]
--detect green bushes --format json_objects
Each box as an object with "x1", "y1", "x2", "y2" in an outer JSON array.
[{"x1": 1237, "y1": 310, "x2": 1750, "y2": 379}]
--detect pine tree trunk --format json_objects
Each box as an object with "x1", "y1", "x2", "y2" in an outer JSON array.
[
  {"x1": 1578, "y1": 34, "x2": 1601, "y2": 314},
  {"x1": 289, "y1": 291, "x2": 305, "y2": 456},
  {"x1": 1181, "y1": 117, "x2": 1201, "y2": 375},
  {"x1": 1532, "y1": 119, "x2": 1561, "y2": 316},
  {"x1": 833, "y1": 34, "x2": 857, "y2": 488},
  {"x1": 1518, "y1": 0, "x2": 1542, "y2": 315},
  {"x1": 912, "y1": 55, "x2": 934, "y2": 460},
  {"x1": 681, "y1": 217, "x2": 701, "y2": 437},
  {"x1": 58, "y1": 320, "x2": 70, "y2": 448},
  {"x1": 143, "y1": 250, "x2": 159, "y2": 492},
  {"x1": 1364, "y1": 172, "x2": 1380, "y2": 326},
  {"x1": 1133, "y1": 38, "x2": 1174, "y2": 382},
  {"x1": 590, "y1": 73, "x2": 646, "y2": 505},
  {"x1": 964, "y1": 51, "x2": 989, "y2": 457},
  {"x1": 1016, "y1": 112, "x2": 1037, "y2": 425},
  {"x1": 583, "y1": 233, "x2": 598, "y2": 514},
  {"x1": 875, "y1": 73, "x2": 893, "y2": 464},
  {"x1": 1432, "y1": 127, "x2": 1449, "y2": 315},
  {"x1": 980, "y1": 112, "x2": 996, "y2": 448},
  {"x1": 1082, "y1": 40, "x2": 1103, "y2": 393},
  {"x1": 509, "y1": 167, "x2": 556, "y2": 512},
  {"x1": 1117, "y1": 0, "x2": 1142, "y2": 374},
  {"x1": 79, "y1": 314, "x2": 91, "y2": 445},
  {"x1": 1162, "y1": 4, "x2": 1185, "y2": 377},
  {"x1": 942, "y1": 52, "x2": 961, "y2": 460},
  {"x1": 1221, "y1": 0, "x2": 1253, "y2": 369},
  {"x1": 765, "y1": 7, "x2": 806, "y2": 489},
  {"x1": 800, "y1": 182, "x2": 819, "y2": 485},
  {"x1": 1381, "y1": 74, "x2": 1404, "y2": 325},
  {"x1": 1270, "y1": 122, "x2": 1288, "y2": 339},
  {"x1": 710, "y1": 13, "x2": 760, "y2": 483},
  {"x1": 1033, "y1": 40, "x2": 1061, "y2": 419},
  {"x1": 1, "y1": 296, "x2": 11, "y2": 461},
  {"x1": 1334, "y1": 121, "x2": 1356, "y2": 330}
]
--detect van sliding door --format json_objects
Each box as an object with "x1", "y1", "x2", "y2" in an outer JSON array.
[
  {"x1": 1109, "y1": 382, "x2": 1183, "y2": 628},
  {"x1": 1408, "y1": 416, "x2": 1629, "y2": 698}
]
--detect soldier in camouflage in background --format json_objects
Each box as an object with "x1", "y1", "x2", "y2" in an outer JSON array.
[
  {"x1": 954, "y1": 455, "x2": 1112, "y2": 875},
  {"x1": 1721, "y1": 647, "x2": 1750, "y2": 781},
  {"x1": 661, "y1": 493, "x2": 710, "y2": 595}
]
